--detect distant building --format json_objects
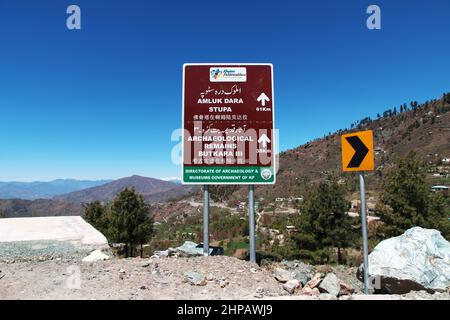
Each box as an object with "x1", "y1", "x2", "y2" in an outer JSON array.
[
  {"x1": 432, "y1": 173, "x2": 442, "y2": 177},
  {"x1": 431, "y1": 185, "x2": 449, "y2": 194},
  {"x1": 288, "y1": 197, "x2": 303, "y2": 203},
  {"x1": 286, "y1": 225, "x2": 297, "y2": 233}
]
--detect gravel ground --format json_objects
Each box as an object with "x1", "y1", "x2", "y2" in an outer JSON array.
[
  {"x1": 0, "y1": 256, "x2": 286, "y2": 300},
  {"x1": 0, "y1": 240, "x2": 97, "y2": 263},
  {"x1": 0, "y1": 256, "x2": 448, "y2": 300}
]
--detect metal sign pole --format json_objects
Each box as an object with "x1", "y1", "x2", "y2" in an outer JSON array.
[
  {"x1": 248, "y1": 185, "x2": 256, "y2": 263},
  {"x1": 359, "y1": 172, "x2": 370, "y2": 294},
  {"x1": 203, "y1": 185, "x2": 210, "y2": 256}
]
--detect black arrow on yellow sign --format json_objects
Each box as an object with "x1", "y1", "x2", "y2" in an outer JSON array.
[{"x1": 345, "y1": 135, "x2": 369, "y2": 168}]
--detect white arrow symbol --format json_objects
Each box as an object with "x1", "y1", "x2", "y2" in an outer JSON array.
[
  {"x1": 258, "y1": 133, "x2": 271, "y2": 148},
  {"x1": 257, "y1": 92, "x2": 270, "y2": 107}
]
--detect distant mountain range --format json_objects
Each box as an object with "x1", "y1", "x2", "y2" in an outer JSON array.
[
  {"x1": 0, "y1": 199, "x2": 84, "y2": 218},
  {"x1": 0, "y1": 175, "x2": 196, "y2": 218},
  {"x1": 54, "y1": 175, "x2": 190, "y2": 203},
  {"x1": 160, "y1": 177, "x2": 182, "y2": 184},
  {"x1": 0, "y1": 179, "x2": 112, "y2": 200}
]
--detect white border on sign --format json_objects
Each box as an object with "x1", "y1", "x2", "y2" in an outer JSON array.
[{"x1": 181, "y1": 63, "x2": 276, "y2": 185}]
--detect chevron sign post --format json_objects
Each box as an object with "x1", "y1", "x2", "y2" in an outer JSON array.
[{"x1": 341, "y1": 130, "x2": 375, "y2": 294}]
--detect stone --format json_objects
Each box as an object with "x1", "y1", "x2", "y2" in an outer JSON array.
[
  {"x1": 319, "y1": 293, "x2": 338, "y2": 300},
  {"x1": 0, "y1": 216, "x2": 109, "y2": 250},
  {"x1": 82, "y1": 250, "x2": 110, "y2": 263},
  {"x1": 233, "y1": 249, "x2": 248, "y2": 260},
  {"x1": 339, "y1": 281, "x2": 354, "y2": 296},
  {"x1": 184, "y1": 271, "x2": 207, "y2": 286},
  {"x1": 316, "y1": 265, "x2": 333, "y2": 274},
  {"x1": 292, "y1": 270, "x2": 310, "y2": 286},
  {"x1": 219, "y1": 280, "x2": 228, "y2": 288},
  {"x1": 319, "y1": 273, "x2": 340, "y2": 296},
  {"x1": 273, "y1": 268, "x2": 292, "y2": 282},
  {"x1": 301, "y1": 287, "x2": 320, "y2": 296},
  {"x1": 280, "y1": 260, "x2": 296, "y2": 269},
  {"x1": 153, "y1": 250, "x2": 169, "y2": 258},
  {"x1": 305, "y1": 273, "x2": 323, "y2": 289},
  {"x1": 283, "y1": 279, "x2": 300, "y2": 294},
  {"x1": 250, "y1": 268, "x2": 257, "y2": 274},
  {"x1": 140, "y1": 261, "x2": 151, "y2": 267},
  {"x1": 358, "y1": 227, "x2": 450, "y2": 294},
  {"x1": 174, "y1": 241, "x2": 206, "y2": 257}
]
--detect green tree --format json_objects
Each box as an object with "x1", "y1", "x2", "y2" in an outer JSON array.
[
  {"x1": 376, "y1": 152, "x2": 449, "y2": 238},
  {"x1": 108, "y1": 188, "x2": 154, "y2": 257},
  {"x1": 292, "y1": 180, "x2": 354, "y2": 264},
  {"x1": 0, "y1": 210, "x2": 5, "y2": 218},
  {"x1": 84, "y1": 201, "x2": 110, "y2": 238}
]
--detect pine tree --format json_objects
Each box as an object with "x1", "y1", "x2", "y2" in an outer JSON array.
[
  {"x1": 444, "y1": 92, "x2": 450, "y2": 104},
  {"x1": 109, "y1": 187, "x2": 154, "y2": 257},
  {"x1": 84, "y1": 201, "x2": 109, "y2": 237},
  {"x1": 292, "y1": 180, "x2": 354, "y2": 264},
  {"x1": 376, "y1": 152, "x2": 449, "y2": 239}
]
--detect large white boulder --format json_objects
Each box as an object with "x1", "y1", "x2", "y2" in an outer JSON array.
[
  {"x1": 0, "y1": 216, "x2": 108, "y2": 246},
  {"x1": 0, "y1": 216, "x2": 109, "y2": 261},
  {"x1": 359, "y1": 227, "x2": 450, "y2": 294},
  {"x1": 82, "y1": 249, "x2": 110, "y2": 263}
]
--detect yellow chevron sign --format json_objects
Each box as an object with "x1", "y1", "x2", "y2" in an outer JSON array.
[{"x1": 341, "y1": 130, "x2": 374, "y2": 172}]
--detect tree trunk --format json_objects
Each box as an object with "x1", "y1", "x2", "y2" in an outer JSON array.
[
  {"x1": 337, "y1": 247, "x2": 341, "y2": 264},
  {"x1": 140, "y1": 244, "x2": 143, "y2": 258}
]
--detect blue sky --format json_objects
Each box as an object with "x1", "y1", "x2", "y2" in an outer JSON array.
[{"x1": 0, "y1": 0, "x2": 449, "y2": 181}]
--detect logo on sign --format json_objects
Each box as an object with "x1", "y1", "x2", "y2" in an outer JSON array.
[
  {"x1": 210, "y1": 67, "x2": 247, "y2": 82},
  {"x1": 261, "y1": 168, "x2": 272, "y2": 180}
]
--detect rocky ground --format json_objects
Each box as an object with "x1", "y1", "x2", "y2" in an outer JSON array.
[
  {"x1": 0, "y1": 256, "x2": 284, "y2": 300},
  {"x1": 1, "y1": 255, "x2": 449, "y2": 300}
]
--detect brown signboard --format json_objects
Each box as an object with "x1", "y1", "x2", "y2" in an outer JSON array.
[{"x1": 182, "y1": 63, "x2": 275, "y2": 184}]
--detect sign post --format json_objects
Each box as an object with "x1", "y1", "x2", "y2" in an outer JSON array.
[
  {"x1": 358, "y1": 172, "x2": 369, "y2": 293},
  {"x1": 203, "y1": 185, "x2": 210, "y2": 256},
  {"x1": 248, "y1": 185, "x2": 256, "y2": 262},
  {"x1": 341, "y1": 130, "x2": 374, "y2": 294},
  {"x1": 182, "y1": 64, "x2": 275, "y2": 262}
]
